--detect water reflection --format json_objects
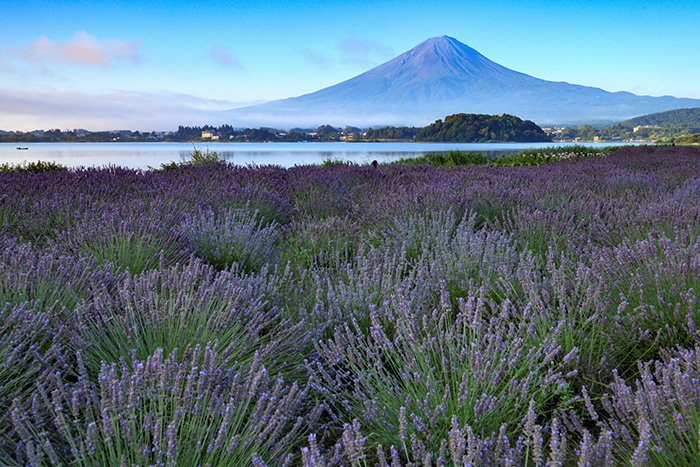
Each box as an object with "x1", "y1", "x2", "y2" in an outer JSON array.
[{"x1": 0, "y1": 142, "x2": 634, "y2": 169}]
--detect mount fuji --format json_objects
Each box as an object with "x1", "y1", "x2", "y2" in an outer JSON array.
[{"x1": 227, "y1": 36, "x2": 700, "y2": 127}]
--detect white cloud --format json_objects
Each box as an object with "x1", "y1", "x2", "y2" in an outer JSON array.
[
  {"x1": 0, "y1": 88, "x2": 257, "y2": 131},
  {"x1": 210, "y1": 46, "x2": 243, "y2": 69},
  {"x1": 22, "y1": 31, "x2": 140, "y2": 68}
]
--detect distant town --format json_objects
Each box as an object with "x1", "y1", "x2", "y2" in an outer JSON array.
[
  {"x1": 2, "y1": 108, "x2": 699, "y2": 144},
  {"x1": 0, "y1": 124, "x2": 691, "y2": 144}
]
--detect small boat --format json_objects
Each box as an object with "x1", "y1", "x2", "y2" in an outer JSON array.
[{"x1": 16, "y1": 147, "x2": 29, "y2": 150}]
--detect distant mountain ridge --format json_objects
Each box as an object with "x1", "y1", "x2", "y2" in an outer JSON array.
[
  {"x1": 617, "y1": 107, "x2": 700, "y2": 127},
  {"x1": 228, "y1": 36, "x2": 700, "y2": 127}
]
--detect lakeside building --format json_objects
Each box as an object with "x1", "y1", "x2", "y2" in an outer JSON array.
[{"x1": 201, "y1": 130, "x2": 220, "y2": 141}]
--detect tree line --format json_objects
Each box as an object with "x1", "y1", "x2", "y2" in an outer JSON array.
[{"x1": 0, "y1": 113, "x2": 552, "y2": 143}]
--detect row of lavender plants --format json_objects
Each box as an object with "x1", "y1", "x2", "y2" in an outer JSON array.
[{"x1": 1, "y1": 146, "x2": 698, "y2": 465}]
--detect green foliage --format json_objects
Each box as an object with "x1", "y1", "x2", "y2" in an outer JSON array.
[
  {"x1": 155, "y1": 147, "x2": 229, "y2": 170},
  {"x1": 0, "y1": 241, "x2": 110, "y2": 313},
  {"x1": 60, "y1": 211, "x2": 186, "y2": 275},
  {"x1": 577, "y1": 124, "x2": 597, "y2": 140},
  {"x1": 281, "y1": 216, "x2": 358, "y2": 269},
  {"x1": 468, "y1": 197, "x2": 513, "y2": 226},
  {"x1": 0, "y1": 129, "x2": 161, "y2": 143},
  {"x1": 320, "y1": 158, "x2": 356, "y2": 167},
  {"x1": 0, "y1": 160, "x2": 67, "y2": 173},
  {"x1": 156, "y1": 160, "x2": 181, "y2": 170},
  {"x1": 311, "y1": 293, "x2": 578, "y2": 458},
  {"x1": 502, "y1": 209, "x2": 589, "y2": 257},
  {"x1": 416, "y1": 113, "x2": 550, "y2": 142},
  {"x1": 315, "y1": 124, "x2": 340, "y2": 136},
  {"x1": 555, "y1": 108, "x2": 700, "y2": 142},
  {"x1": 396, "y1": 150, "x2": 488, "y2": 167},
  {"x1": 490, "y1": 145, "x2": 609, "y2": 166},
  {"x1": 363, "y1": 126, "x2": 420, "y2": 140},
  {"x1": 394, "y1": 146, "x2": 613, "y2": 168},
  {"x1": 74, "y1": 261, "x2": 300, "y2": 378},
  {"x1": 620, "y1": 107, "x2": 700, "y2": 127},
  {"x1": 18, "y1": 346, "x2": 308, "y2": 466},
  {"x1": 72, "y1": 233, "x2": 181, "y2": 276},
  {"x1": 189, "y1": 147, "x2": 229, "y2": 165},
  {"x1": 676, "y1": 133, "x2": 700, "y2": 144}
]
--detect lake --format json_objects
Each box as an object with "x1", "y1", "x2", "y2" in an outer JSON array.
[{"x1": 0, "y1": 142, "x2": 634, "y2": 169}]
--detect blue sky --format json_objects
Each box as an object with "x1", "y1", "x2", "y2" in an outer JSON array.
[{"x1": 1, "y1": 0, "x2": 699, "y2": 130}]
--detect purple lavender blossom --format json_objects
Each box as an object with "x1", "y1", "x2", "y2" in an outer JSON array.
[{"x1": 0, "y1": 146, "x2": 698, "y2": 465}]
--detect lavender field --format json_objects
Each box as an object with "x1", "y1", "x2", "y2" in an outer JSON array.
[{"x1": 1, "y1": 146, "x2": 699, "y2": 466}]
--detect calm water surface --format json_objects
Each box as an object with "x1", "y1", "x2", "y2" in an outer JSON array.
[{"x1": 0, "y1": 142, "x2": 634, "y2": 169}]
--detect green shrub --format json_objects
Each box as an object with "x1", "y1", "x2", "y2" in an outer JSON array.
[
  {"x1": 675, "y1": 133, "x2": 700, "y2": 144},
  {"x1": 155, "y1": 147, "x2": 229, "y2": 170},
  {"x1": 189, "y1": 147, "x2": 228, "y2": 165},
  {"x1": 491, "y1": 146, "x2": 609, "y2": 166},
  {"x1": 321, "y1": 158, "x2": 356, "y2": 167},
  {"x1": 0, "y1": 160, "x2": 67, "y2": 173},
  {"x1": 396, "y1": 150, "x2": 488, "y2": 167}
]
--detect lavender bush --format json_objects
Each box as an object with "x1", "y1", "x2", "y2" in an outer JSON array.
[
  {"x1": 308, "y1": 288, "x2": 579, "y2": 461},
  {"x1": 0, "y1": 145, "x2": 698, "y2": 465},
  {"x1": 0, "y1": 237, "x2": 123, "y2": 312},
  {"x1": 11, "y1": 345, "x2": 318, "y2": 466},
  {"x1": 305, "y1": 210, "x2": 517, "y2": 331},
  {"x1": 597, "y1": 345, "x2": 700, "y2": 465},
  {"x1": 57, "y1": 203, "x2": 188, "y2": 274},
  {"x1": 181, "y1": 206, "x2": 281, "y2": 272},
  {"x1": 283, "y1": 215, "x2": 358, "y2": 268},
  {"x1": 595, "y1": 230, "x2": 699, "y2": 377},
  {"x1": 1, "y1": 302, "x2": 68, "y2": 460},
  {"x1": 298, "y1": 409, "x2": 618, "y2": 466},
  {"x1": 71, "y1": 258, "x2": 307, "y2": 378}
]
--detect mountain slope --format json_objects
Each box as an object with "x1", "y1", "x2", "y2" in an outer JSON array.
[
  {"x1": 617, "y1": 107, "x2": 700, "y2": 127},
  {"x1": 228, "y1": 36, "x2": 700, "y2": 127}
]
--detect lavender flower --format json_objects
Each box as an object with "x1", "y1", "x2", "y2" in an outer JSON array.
[
  {"x1": 1, "y1": 147, "x2": 698, "y2": 465},
  {"x1": 181, "y1": 206, "x2": 280, "y2": 272},
  {"x1": 12, "y1": 345, "x2": 313, "y2": 465}
]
